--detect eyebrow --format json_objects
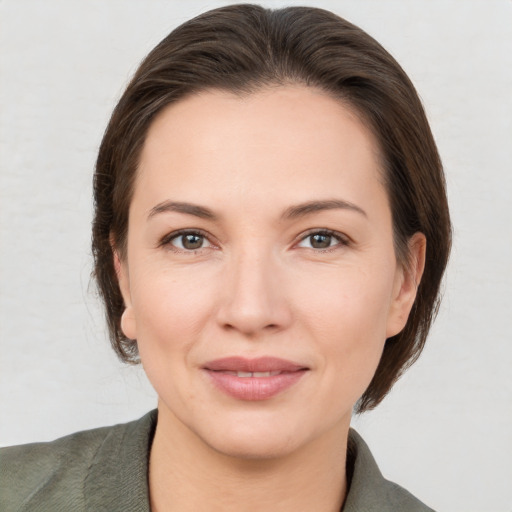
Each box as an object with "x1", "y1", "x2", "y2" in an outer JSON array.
[
  {"x1": 147, "y1": 198, "x2": 367, "y2": 222},
  {"x1": 148, "y1": 201, "x2": 217, "y2": 221},
  {"x1": 281, "y1": 199, "x2": 367, "y2": 220}
]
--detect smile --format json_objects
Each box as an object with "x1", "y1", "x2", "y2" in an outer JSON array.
[
  {"x1": 203, "y1": 357, "x2": 309, "y2": 401},
  {"x1": 220, "y1": 370, "x2": 283, "y2": 377}
]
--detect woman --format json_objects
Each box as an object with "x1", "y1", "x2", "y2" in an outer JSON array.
[{"x1": 0, "y1": 4, "x2": 451, "y2": 511}]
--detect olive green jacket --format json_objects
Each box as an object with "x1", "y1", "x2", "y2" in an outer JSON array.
[{"x1": 0, "y1": 410, "x2": 434, "y2": 511}]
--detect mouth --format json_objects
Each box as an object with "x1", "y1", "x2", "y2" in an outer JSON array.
[
  {"x1": 216, "y1": 370, "x2": 284, "y2": 377},
  {"x1": 202, "y1": 357, "x2": 309, "y2": 401}
]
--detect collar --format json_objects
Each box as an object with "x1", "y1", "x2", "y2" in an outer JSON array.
[{"x1": 83, "y1": 410, "x2": 432, "y2": 512}]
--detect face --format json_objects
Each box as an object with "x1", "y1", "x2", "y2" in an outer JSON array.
[{"x1": 117, "y1": 86, "x2": 422, "y2": 459}]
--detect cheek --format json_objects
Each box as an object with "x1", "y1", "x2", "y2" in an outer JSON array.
[
  {"x1": 129, "y1": 263, "x2": 219, "y2": 356},
  {"x1": 130, "y1": 264, "x2": 222, "y2": 408},
  {"x1": 290, "y1": 261, "x2": 394, "y2": 391},
  {"x1": 292, "y1": 259, "x2": 395, "y2": 338}
]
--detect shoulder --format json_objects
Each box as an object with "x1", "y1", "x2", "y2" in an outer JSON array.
[
  {"x1": 344, "y1": 429, "x2": 436, "y2": 512},
  {"x1": 0, "y1": 410, "x2": 156, "y2": 512},
  {"x1": 0, "y1": 424, "x2": 112, "y2": 511}
]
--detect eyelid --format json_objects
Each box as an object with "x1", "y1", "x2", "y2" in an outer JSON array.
[
  {"x1": 295, "y1": 228, "x2": 351, "y2": 251},
  {"x1": 159, "y1": 228, "x2": 216, "y2": 251},
  {"x1": 158, "y1": 227, "x2": 350, "y2": 253}
]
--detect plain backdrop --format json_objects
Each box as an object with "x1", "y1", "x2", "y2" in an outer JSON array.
[{"x1": 1, "y1": 1, "x2": 511, "y2": 511}]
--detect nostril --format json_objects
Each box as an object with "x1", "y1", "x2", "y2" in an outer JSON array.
[{"x1": 221, "y1": 322, "x2": 279, "y2": 335}]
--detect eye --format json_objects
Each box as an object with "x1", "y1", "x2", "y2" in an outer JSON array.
[
  {"x1": 163, "y1": 230, "x2": 212, "y2": 251},
  {"x1": 297, "y1": 230, "x2": 347, "y2": 250}
]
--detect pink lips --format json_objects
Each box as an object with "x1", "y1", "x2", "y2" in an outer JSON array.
[{"x1": 203, "y1": 357, "x2": 308, "y2": 401}]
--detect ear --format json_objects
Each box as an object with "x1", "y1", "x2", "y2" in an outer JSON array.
[
  {"x1": 386, "y1": 232, "x2": 426, "y2": 338},
  {"x1": 112, "y1": 239, "x2": 138, "y2": 340}
]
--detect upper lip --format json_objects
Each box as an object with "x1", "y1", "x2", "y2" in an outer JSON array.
[{"x1": 203, "y1": 356, "x2": 308, "y2": 373}]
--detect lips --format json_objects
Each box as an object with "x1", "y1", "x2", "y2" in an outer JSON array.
[{"x1": 203, "y1": 357, "x2": 308, "y2": 401}]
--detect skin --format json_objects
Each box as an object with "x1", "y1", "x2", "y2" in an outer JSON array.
[{"x1": 115, "y1": 85, "x2": 425, "y2": 511}]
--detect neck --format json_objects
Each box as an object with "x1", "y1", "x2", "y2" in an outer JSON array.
[{"x1": 149, "y1": 404, "x2": 349, "y2": 512}]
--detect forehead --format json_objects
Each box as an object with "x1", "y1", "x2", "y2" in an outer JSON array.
[
  {"x1": 134, "y1": 85, "x2": 386, "y2": 217},
  {"x1": 143, "y1": 85, "x2": 380, "y2": 161}
]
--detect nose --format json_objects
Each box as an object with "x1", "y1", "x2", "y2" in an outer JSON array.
[{"x1": 216, "y1": 248, "x2": 292, "y2": 337}]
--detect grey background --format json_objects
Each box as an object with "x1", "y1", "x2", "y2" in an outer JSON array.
[{"x1": 1, "y1": 1, "x2": 511, "y2": 510}]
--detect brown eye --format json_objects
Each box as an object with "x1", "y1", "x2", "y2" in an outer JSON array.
[
  {"x1": 168, "y1": 232, "x2": 211, "y2": 251},
  {"x1": 297, "y1": 230, "x2": 347, "y2": 251},
  {"x1": 182, "y1": 234, "x2": 204, "y2": 249},
  {"x1": 309, "y1": 233, "x2": 332, "y2": 249}
]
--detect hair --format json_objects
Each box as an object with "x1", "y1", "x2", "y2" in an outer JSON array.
[{"x1": 92, "y1": 4, "x2": 451, "y2": 413}]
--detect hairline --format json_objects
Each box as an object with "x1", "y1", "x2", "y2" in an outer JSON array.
[{"x1": 117, "y1": 81, "x2": 403, "y2": 259}]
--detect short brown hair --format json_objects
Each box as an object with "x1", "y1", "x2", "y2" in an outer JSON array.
[{"x1": 92, "y1": 4, "x2": 451, "y2": 412}]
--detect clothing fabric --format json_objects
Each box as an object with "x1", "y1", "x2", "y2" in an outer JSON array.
[{"x1": 0, "y1": 410, "x2": 434, "y2": 511}]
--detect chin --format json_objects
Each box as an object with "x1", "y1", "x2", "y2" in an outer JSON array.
[
  {"x1": 203, "y1": 427, "x2": 302, "y2": 461},
  {"x1": 191, "y1": 409, "x2": 333, "y2": 462}
]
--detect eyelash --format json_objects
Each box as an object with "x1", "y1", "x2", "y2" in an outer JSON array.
[
  {"x1": 297, "y1": 229, "x2": 350, "y2": 253},
  {"x1": 159, "y1": 228, "x2": 350, "y2": 254},
  {"x1": 159, "y1": 229, "x2": 213, "y2": 253}
]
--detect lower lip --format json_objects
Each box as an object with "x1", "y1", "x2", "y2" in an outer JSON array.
[{"x1": 204, "y1": 370, "x2": 307, "y2": 401}]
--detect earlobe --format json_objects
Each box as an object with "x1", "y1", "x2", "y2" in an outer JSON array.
[
  {"x1": 386, "y1": 233, "x2": 426, "y2": 338},
  {"x1": 120, "y1": 306, "x2": 137, "y2": 340}
]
